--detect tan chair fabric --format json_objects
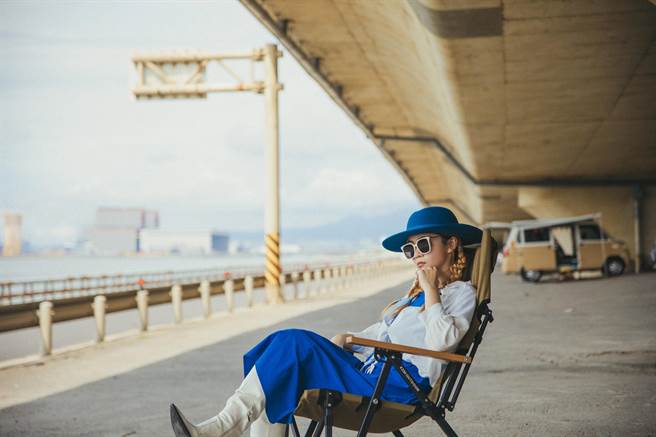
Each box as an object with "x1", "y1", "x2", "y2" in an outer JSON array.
[{"x1": 294, "y1": 230, "x2": 495, "y2": 433}]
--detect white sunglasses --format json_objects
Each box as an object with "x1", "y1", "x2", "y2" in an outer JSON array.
[{"x1": 401, "y1": 236, "x2": 437, "y2": 260}]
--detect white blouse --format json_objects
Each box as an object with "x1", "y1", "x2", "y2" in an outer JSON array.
[{"x1": 346, "y1": 280, "x2": 476, "y2": 387}]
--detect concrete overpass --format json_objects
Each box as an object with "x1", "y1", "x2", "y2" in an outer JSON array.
[{"x1": 239, "y1": 0, "x2": 656, "y2": 266}]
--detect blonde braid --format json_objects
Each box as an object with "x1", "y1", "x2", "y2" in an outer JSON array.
[{"x1": 448, "y1": 242, "x2": 467, "y2": 284}]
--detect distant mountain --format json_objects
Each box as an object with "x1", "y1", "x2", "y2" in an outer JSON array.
[{"x1": 229, "y1": 207, "x2": 416, "y2": 246}]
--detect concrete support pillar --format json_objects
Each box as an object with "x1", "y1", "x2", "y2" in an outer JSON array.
[
  {"x1": 171, "y1": 284, "x2": 183, "y2": 324},
  {"x1": 244, "y1": 276, "x2": 254, "y2": 307},
  {"x1": 37, "y1": 301, "x2": 54, "y2": 356},
  {"x1": 633, "y1": 185, "x2": 643, "y2": 273},
  {"x1": 136, "y1": 289, "x2": 149, "y2": 331},
  {"x1": 224, "y1": 279, "x2": 234, "y2": 312},
  {"x1": 93, "y1": 295, "x2": 107, "y2": 343},
  {"x1": 199, "y1": 280, "x2": 212, "y2": 319}
]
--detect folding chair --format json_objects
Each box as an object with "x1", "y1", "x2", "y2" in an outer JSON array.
[{"x1": 290, "y1": 229, "x2": 498, "y2": 437}]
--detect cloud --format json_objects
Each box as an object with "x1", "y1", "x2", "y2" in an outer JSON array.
[{"x1": 0, "y1": 1, "x2": 418, "y2": 245}]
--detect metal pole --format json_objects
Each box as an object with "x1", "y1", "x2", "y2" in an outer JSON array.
[{"x1": 263, "y1": 43, "x2": 284, "y2": 305}]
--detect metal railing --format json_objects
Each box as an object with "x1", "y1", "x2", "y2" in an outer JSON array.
[{"x1": 0, "y1": 257, "x2": 412, "y2": 357}]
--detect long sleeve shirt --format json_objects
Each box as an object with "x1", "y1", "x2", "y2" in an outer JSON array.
[{"x1": 346, "y1": 279, "x2": 476, "y2": 387}]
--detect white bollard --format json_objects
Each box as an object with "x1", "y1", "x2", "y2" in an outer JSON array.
[
  {"x1": 314, "y1": 269, "x2": 322, "y2": 295},
  {"x1": 291, "y1": 271, "x2": 300, "y2": 299},
  {"x1": 244, "y1": 276, "x2": 254, "y2": 307},
  {"x1": 199, "y1": 280, "x2": 212, "y2": 319},
  {"x1": 136, "y1": 289, "x2": 149, "y2": 331},
  {"x1": 37, "y1": 301, "x2": 54, "y2": 356},
  {"x1": 171, "y1": 284, "x2": 183, "y2": 324},
  {"x1": 93, "y1": 295, "x2": 107, "y2": 343},
  {"x1": 302, "y1": 270, "x2": 311, "y2": 298},
  {"x1": 224, "y1": 279, "x2": 234, "y2": 312}
]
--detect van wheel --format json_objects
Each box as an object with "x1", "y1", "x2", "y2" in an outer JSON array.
[
  {"x1": 603, "y1": 257, "x2": 625, "y2": 277},
  {"x1": 520, "y1": 268, "x2": 542, "y2": 282}
]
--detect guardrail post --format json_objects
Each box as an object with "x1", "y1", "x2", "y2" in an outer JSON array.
[
  {"x1": 93, "y1": 295, "x2": 107, "y2": 343},
  {"x1": 244, "y1": 275, "x2": 254, "y2": 307},
  {"x1": 171, "y1": 284, "x2": 183, "y2": 324},
  {"x1": 136, "y1": 290, "x2": 149, "y2": 331},
  {"x1": 199, "y1": 280, "x2": 212, "y2": 319},
  {"x1": 302, "y1": 270, "x2": 311, "y2": 298},
  {"x1": 313, "y1": 269, "x2": 322, "y2": 295},
  {"x1": 333, "y1": 267, "x2": 341, "y2": 290},
  {"x1": 224, "y1": 279, "x2": 234, "y2": 312},
  {"x1": 37, "y1": 301, "x2": 54, "y2": 356},
  {"x1": 323, "y1": 268, "x2": 331, "y2": 293},
  {"x1": 291, "y1": 271, "x2": 299, "y2": 299},
  {"x1": 278, "y1": 273, "x2": 286, "y2": 301}
]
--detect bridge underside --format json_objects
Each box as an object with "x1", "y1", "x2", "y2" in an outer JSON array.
[{"x1": 240, "y1": 0, "x2": 656, "y2": 260}]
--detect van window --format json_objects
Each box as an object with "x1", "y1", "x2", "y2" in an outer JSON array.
[
  {"x1": 523, "y1": 227, "x2": 550, "y2": 243},
  {"x1": 579, "y1": 224, "x2": 605, "y2": 240}
]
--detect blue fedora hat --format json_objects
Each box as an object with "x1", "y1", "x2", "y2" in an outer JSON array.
[{"x1": 382, "y1": 206, "x2": 482, "y2": 252}]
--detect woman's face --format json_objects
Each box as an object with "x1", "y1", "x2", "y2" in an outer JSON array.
[{"x1": 406, "y1": 232, "x2": 456, "y2": 270}]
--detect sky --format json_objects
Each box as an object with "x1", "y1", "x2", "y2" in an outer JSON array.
[{"x1": 0, "y1": 1, "x2": 420, "y2": 247}]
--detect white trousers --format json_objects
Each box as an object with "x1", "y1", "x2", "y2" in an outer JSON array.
[{"x1": 246, "y1": 368, "x2": 287, "y2": 437}]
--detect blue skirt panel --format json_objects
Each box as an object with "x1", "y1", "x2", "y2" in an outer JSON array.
[{"x1": 243, "y1": 328, "x2": 432, "y2": 424}]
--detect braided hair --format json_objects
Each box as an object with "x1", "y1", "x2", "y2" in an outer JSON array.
[{"x1": 380, "y1": 234, "x2": 467, "y2": 318}]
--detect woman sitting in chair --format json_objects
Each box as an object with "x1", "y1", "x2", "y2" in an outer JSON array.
[{"x1": 170, "y1": 206, "x2": 482, "y2": 437}]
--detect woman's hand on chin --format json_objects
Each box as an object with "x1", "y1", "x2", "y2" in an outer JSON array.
[{"x1": 416, "y1": 266, "x2": 440, "y2": 293}]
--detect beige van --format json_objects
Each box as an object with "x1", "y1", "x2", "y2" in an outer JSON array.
[{"x1": 499, "y1": 214, "x2": 630, "y2": 282}]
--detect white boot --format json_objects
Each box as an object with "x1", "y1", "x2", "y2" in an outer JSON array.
[
  {"x1": 249, "y1": 411, "x2": 287, "y2": 437},
  {"x1": 170, "y1": 367, "x2": 266, "y2": 437}
]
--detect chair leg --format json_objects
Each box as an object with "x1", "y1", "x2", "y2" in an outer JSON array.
[
  {"x1": 392, "y1": 431, "x2": 404, "y2": 437},
  {"x1": 433, "y1": 415, "x2": 458, "y2": 437},
  {"x1": 324, "y1": 398, "x2": 333, "y2": 437},
  {"x1": 357, "y1": 357, "x2": 393, "y2": 437},
  {"x1": 304, "y1": 420, "x2": 318, "y2": 437},
  {"x1": 311, "y1": 418, "x2": 325, "y2": 437},
  {"x1": 290, "y1": 417, "x2": 301, "y2": 437}
]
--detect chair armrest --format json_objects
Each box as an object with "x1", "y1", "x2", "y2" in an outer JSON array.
[{"x1": 345, "y1": 335, "x2": 472, "y2": 364}]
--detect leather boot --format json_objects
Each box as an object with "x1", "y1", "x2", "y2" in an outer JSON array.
[{"x1": 170, "y1": 367, "x2": 266, "y2": 437}]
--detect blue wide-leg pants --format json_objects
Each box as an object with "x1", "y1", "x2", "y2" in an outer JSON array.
[{"x1": 243, "y1": 328, "x2": 432, "y2": 424}]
